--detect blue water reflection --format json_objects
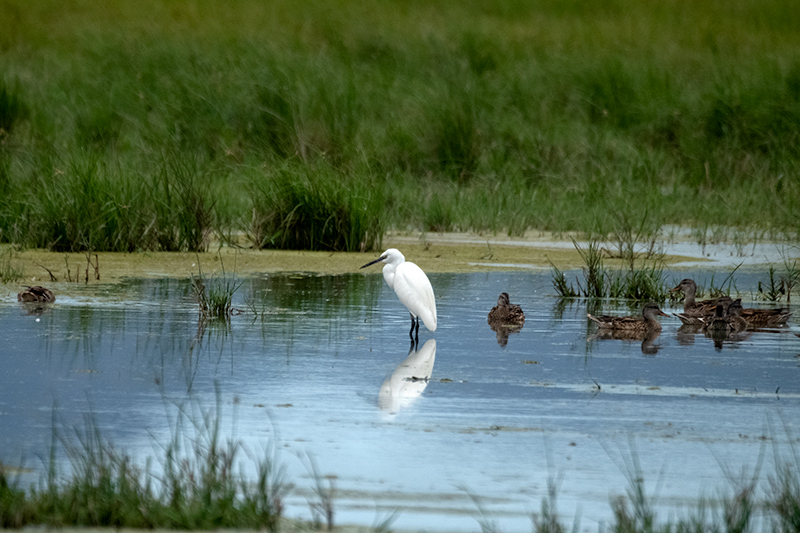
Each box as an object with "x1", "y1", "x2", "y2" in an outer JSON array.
[{"x1": 1, "y1": 271, "x2": 798, "y2": 532}]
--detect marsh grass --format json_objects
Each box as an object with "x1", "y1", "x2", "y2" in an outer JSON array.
[
  {"x1": 3, "y1": 150, "x2": 216, "y2": 253},
  {"x1": 0, "y1": 246, "x2": 23, "y2": 283},
  {"x1": 247, "y1": 163, "x2": 384, "y2": 252},
  {"x1": 0, "y1": 78, "x2": 27, "y2": 136},
  {"x1": 781, "y1": 253, "x2": 800, "y2": 303},
  {"x1": 191, "y1": 255, "x2": 243, "y2": 321},
  {"x1": 549, "y1": 261, "x2": 579, "y2": 298},
  {"x1": 0, "y1": 396, "x2": 286, "y2": 530},
  {"x1": 575, "y1": 239, "x2": 608, "y2": 299},
  {"x1": 553, "y1": 239, "x2": 669, "y2": 302},
  {"x1": 0, "y1": 0, "x2": 799, "y2": 249},
  {"x1": 301, "y1": 452, "x2": 336, "y2": 531},
  {"x1": 759, "y1": 265, "x2": 786, "y2": 302},
  {"x1": 756, "y1": 252, "x2": 800, "y2": 303}
]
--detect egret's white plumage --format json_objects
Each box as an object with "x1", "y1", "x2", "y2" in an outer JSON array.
[{"x1": 361, "y1": 248, "x2": 437, "y2": 338}]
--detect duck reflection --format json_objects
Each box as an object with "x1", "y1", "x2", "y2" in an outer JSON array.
[
  {"x1": 589, "y1": 328, "x2": 663, "y2": 355},
  {"x1": 378, "y1": 339, "x2": 436, "y2": 414},
  {"x1": 18, "y1": 302, "x2": 54, "y2": 318},
  {"x1": 702, "y1": 299, "x2": 751, "y2": 350},
  {"x1": 704, "y1": 327, "x2": 751, "y2": 350},
  {"x1": 488, "y1": 321, "x2": 523, "y2": 347},
  {"x1": 676, "y1": 324, "x2": 702, "y2": 346}
]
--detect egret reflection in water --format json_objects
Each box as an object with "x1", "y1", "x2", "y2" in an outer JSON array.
[{"x1": 378, "y1": 339, "x2": 436, "y2": 414}]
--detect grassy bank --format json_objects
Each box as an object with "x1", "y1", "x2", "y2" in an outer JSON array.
[{"x1": 0, "y1": 0, "x2": 799, "y2": 252}]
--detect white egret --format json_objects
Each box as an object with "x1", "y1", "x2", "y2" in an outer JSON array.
[{"x1": 360, "y1": 248, "x2": 437, "y2": 339}]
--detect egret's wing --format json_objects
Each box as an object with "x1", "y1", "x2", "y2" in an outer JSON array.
[{"x1": 393, "y1": 262, "x2": 437, "y2": 331}]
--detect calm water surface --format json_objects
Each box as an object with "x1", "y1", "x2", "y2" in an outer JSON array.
[{"x1": 2, "y1": 271, "x2": 799, "y2": 532}]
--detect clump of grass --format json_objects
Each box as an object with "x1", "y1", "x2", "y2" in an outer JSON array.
[
  {"x1": 549, "y1": 260, "x2": 579, "y2": 298},
  {"x1": 707, "y1": 266, "x2": 741, "y2": 299},
  {"x1": 758, "y1": 265, "x2": 786, "y2": 302},
  {"x1": 6, "y1": 151, "x2": 216, "y2": 253},
  {"x1": 191, "y1": 255, "x2": 243, "y2": 321},
  {"x1": 0, "y1": 78, "x2": 28, "y2": 136},
  {"x1": 609, "y1": 263, "x2": 668, "y2": 302},
  {"x1": 609, "y1": 210, "x2": 663, "y2": 271},
  {"x1": 552, "y1": 238, "x2": 669, "y2": 301},
  {"x1": 532, "y1": 476, "x2": 570, "y2": 533},
  {"x1": 0, "y1": 246, "x2": 23, "y2": 283},
  {"x1": 150, "y1": 152, "x2": 215, "y2": 253},
  {"x1": 575, "y1": 239, "x2": 608, "y2": 299},
  {"x1": 0, "y1": 395, "x2": 286, "y2": 530},
  {"x1": 769, "y1": 465, "x2": 800, "y2": 531},
  {"x1": 755, "y1": 252, "x2": 800, "y2": 304},
  {"x1": 247, "y1": 163, "x2": 384, "y2": 252},
  {"x1": 301, "y1": 452, "x2": 336, "y2": 531},
  {"x1": 781, "y1": 253, "x2": 799, "y2": 303}
]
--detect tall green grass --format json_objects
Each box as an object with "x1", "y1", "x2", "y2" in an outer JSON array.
[
  {"x1": 0, "y1": 0, "x2": 799, "y2": 251},
  {"x1": 247, "y1": 163, "x2": 384, "y2": 252}
]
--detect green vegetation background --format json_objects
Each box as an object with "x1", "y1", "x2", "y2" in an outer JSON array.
[{"x1": 0, "y1": 0, "x2": 798, "y2": 252}]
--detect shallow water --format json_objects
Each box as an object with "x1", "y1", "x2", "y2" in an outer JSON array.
[{"x1": 1, "y1": 271, "x2": 799, "y2": 532}]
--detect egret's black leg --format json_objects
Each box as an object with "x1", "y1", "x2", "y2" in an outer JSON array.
[
  {"x1": 414, "y1": 317, "x2": 420, "y2": 339},
  {"x1": 409, "y1": 314, "x2": 416, "y2": 340}
]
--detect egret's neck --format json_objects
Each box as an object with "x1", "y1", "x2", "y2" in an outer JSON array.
[{"x1": 382, "y1": 263, "x2": 397, "y2": 288}]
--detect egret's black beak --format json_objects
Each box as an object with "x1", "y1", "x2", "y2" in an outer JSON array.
[{"x1": 360, "y1": 255, "x2": 386, "y2": 269}]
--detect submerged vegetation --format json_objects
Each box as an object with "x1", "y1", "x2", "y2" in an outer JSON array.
[{"x1": 0, "y1": 0, "x2": 799, "y2": 251}]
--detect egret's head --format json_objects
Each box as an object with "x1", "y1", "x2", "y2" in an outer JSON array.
[{"x1": 360, "y1": 248, "x2": 405, "y2": 269}]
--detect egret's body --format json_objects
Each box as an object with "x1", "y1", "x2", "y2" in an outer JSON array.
[{"x1": 361, "y1": 248, "x2": 437, "y2": 339}]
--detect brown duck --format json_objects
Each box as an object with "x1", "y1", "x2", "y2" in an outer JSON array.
[
  {"x1": 487, "y1": 292, "x2": 525, "y2": 326},
  {"x1": 17, "y1": 286, "x2": 56, "y2": 303},
  {"x1": 738, "y1": 306, "x2": 793, "y2": 327},
  {"x1": 702, "y1": 299, "x2": 748, "y2": 333},
  {"x1": 673, "y1": 278, "x2": 791, "y2": 327},
  {"x1": 670, "y1": 278, "x2": 727, "y2": 321},
  {"x1": 675, "y1": 295, "x2": 733, "y2": 326},
  {"x1": 587, "y1": 302, "x2": 669, "y2": 332}
]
